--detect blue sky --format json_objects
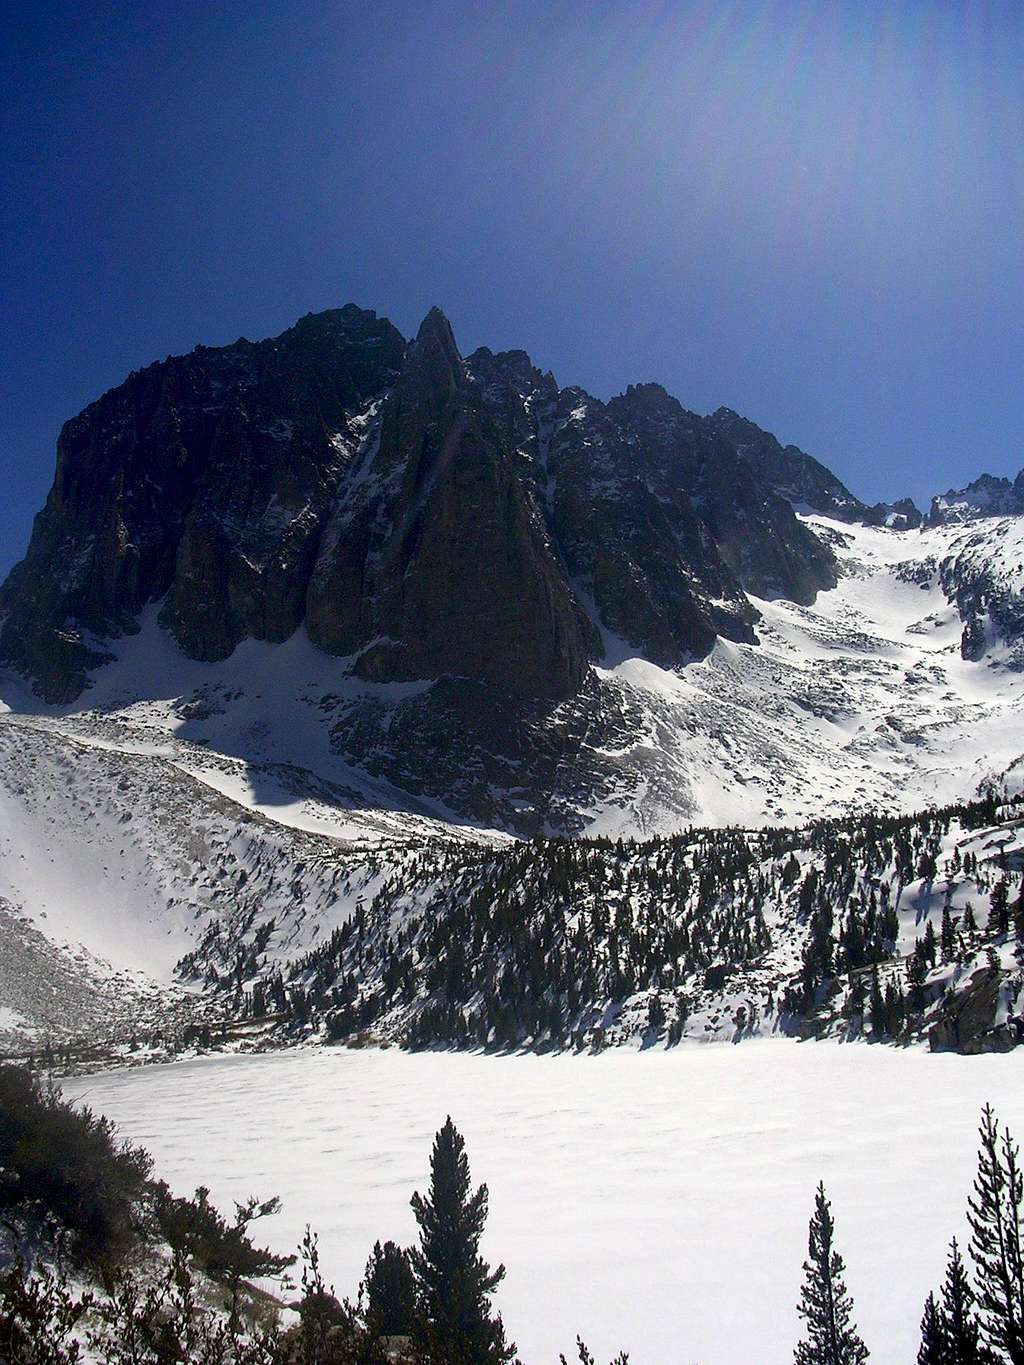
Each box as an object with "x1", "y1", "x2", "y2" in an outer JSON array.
[{"x1": 3, "y1": 0, "x2": 1023, "y2": 575}]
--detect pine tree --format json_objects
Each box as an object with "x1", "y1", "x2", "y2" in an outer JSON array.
[
  {"x1": 940, "y1": 1239, "x2": 988, "y2": 1364},
  {"x1": 968, "y1": 1107, "x2": 1024, "y2": 1363},
  {"x1": 918, "y1": 1292, "x2": 946, "y2": 1365},
  {"x1": 989, "y1": 881, "x2": 1011, "y2": 938},
  {"x1": 793, "y1": 1183, "x2": 869, "y2": 1365},
  {"x1": 941, "y1": 905, "x2": 957, "y2": 963},
  {"x1": 869, "y1": 968, "x2": 887, "y2": 1040},
  {"x1": 361, "y1": 1240, "x2": 416, "y2": 1338},
  {"x1": 409, "y1": 1117, "x2": 516, "y2": 1364}
]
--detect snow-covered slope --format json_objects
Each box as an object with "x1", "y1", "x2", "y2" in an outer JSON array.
[
  {"x1": 1, "y1": 508, "x2": 1022, "y2": 1051},
  {"x1": 0, "y1": 714, "x2": 485, "y2": 1049},
  {"x1": 580, "y1": 513, "x2": 1024, "y2": 832}
]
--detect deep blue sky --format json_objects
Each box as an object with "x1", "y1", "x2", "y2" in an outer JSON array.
[{"x1": 3, "y1": 1, "x2": 1023, "y2": 576}]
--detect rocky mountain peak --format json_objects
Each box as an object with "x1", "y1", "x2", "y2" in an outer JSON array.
[
  {"x1": 613, "y1": 382, "x2": 694, "y2": 430},
  {"x1": 0, "y1": 303, "x2": 855, "y2": 712},
  {"x1": 464, "y1": 346, "x2": 557, "y2": 408},
  {"x1": 927, "y1": 470, "x2": 1024, "y2": 525},
  {"x1": 396, "y1": 306, "x2": 464, "y2": 407},
  {"x1": 705, "y1": 406, "x2": 869, "y2": 523},
  {"x1": 412, "y1": 304, "x2": 459, "y2": 358},
  {"x1": 2, "y1": 299, "x2": 958, "y2": 829}
]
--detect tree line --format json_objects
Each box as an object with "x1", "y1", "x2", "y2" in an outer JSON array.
[{"x1": 177, "y1": 792, "x2": 1024, "y2": 1056}]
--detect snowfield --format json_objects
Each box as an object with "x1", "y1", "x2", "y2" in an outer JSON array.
[
  {"x1": 587, "y1": 514, "x2": 1024, "y2": 833},
  {"x1": 63, "y1": 1043, "x2": 1024, "y2": 1365}
]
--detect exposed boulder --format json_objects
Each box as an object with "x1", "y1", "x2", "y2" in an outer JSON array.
[{"x1": 928, "y1": 965, "x2": 1024, "y2": 1054}]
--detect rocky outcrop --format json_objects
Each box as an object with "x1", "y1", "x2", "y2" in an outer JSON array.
[
  {"x1": 929, "y1": 965, "x2": 1024, "y2": 1054},
  {"x1": 0, "y1": 306, "x2": 406, "y2": 698},
  {"x1": 862, "y1": 497, "x2": 923, "y2": 530},
  {"x1": 306, "y1": 310, "x2": 597, "y2": 700},
  {"x1": 464, "y1": 352, "x2": 756, "y2": 664},
  {"x1": 927, "y1": 471, "x2": 1024, "y2": 526}
]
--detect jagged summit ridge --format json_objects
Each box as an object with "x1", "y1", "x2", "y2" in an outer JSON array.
[
  {"x1": 0, "y1": 303, "x2": 841, "y2": 706},
  {"x1": 706, "y1": 406, "x2": 923, "y2": 529},
  {"x1": 928, "y1": 470, "x2": 1024, "y2": 525}
]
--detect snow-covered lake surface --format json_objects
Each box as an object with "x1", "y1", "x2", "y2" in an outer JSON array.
[{"x1": 63, "y1": 1043, "x2": 1024, "y2": 1364}]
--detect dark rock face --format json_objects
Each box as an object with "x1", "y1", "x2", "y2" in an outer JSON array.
[
  {"x1": 0, "y1": 306, "x2": 407, "y2": 699},
  {"x1": 915, "y1": 469, "x2": 1024, "y2": 663},
  {"x1": 557, "y1": 384, "x2": 757, "y2": 659},
  {"x1": 306, "y1": 310, "x2": 597, "y2": 700},
  {"x1": 929, "y1": 966, "x2": 1023, "y2": 1054},
  {"x1": 466, "y1": 357, "x2": 758, "y2": 664},
  {"x1": 706, "y1": 407, "x2": 869, "y2": 522},
  {"x1": 463, "y1": 363, "x2": 839, "y2": 665},
  {"x1": 0, "y1": 306, "x2": 598, "y2": 704},
  {"x1": 704, "y1": 408, "x2": 924, "y2": 530},
  {"x1": 610, "y1": 386, "x2": 836, "y2": 609},
  {"x1": 938, "y1": 535, "x2": 1024, "y2": 665}
]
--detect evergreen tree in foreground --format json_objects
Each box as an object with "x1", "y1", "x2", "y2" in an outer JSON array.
[
  {"x1": 919, "y1": 1292, "x2": 947, "y2": 1365},
  {"x1": 968, "y1": 1106, "x2": 1024, "y2": 1363},
  {"x1": 794, "y1": 1183, "x2": 869, "y2": 1365},
  {"x1": 918, "y1": 1239, "x2": 991, "y2": 1365},
  {"x1": 409, "y1": 1117, "x2": 516, "y2": 1364},
  {"x1": 941, "y1": 1238, "x2": 989, "y2": 1364},
  {"x1": 361, "y1": 1239, "x2": 416, "y2": 1338}
]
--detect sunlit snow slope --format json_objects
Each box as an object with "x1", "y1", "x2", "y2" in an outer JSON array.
[
  {"x1": 0, "y1": 715, "x2": 484, "y2": 1048},
  {"x1": 583, "y1": 514, "x2": 1024, "y2": 833}
]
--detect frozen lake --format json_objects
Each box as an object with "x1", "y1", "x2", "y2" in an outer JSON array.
[{"x1": 63, "y1": 1042, "x2": 1024, "y2": 1364}]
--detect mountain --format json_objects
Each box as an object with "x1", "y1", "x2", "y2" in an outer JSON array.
[
  {"x1": 1, "y1": 305, "x2": 1022, "y2": 837},
  {"x1": 928, "y1": 471, "x2": 1024, "y2": 525},
  {"x1": 705, "y1": 406, "x2": 923, "y2": 529},
  {"x1": 1, "y1": 301, "x2": 1024, "y2": 1059},
  {"x1": 0, "y1": 306, "x2": 839, "y2": 711},
  {"x1": 1, "y1": 304, "x2": 846, "y2": 831}
]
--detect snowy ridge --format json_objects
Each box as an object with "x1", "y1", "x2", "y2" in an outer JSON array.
[{"x1": 928, "y1": 471, "x2": 1024, "y2": 524}]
